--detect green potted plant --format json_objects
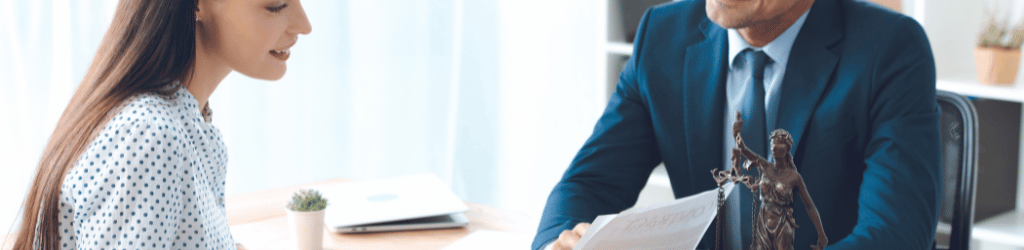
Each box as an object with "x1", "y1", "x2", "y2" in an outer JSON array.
[
  {"x1": 287, "y1": 189, "x2": 329, "y2": 250},
  {"x1": 975, "y1": 11, "x2": 1024, "y2": 85}
]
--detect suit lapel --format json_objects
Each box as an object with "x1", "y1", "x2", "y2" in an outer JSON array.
[
  {"x1": 776, "y1": 0, "x2": 843, "y2": 163},
  {"x1": 683, "y1": 18, "x2": 728, "y2": 187}
]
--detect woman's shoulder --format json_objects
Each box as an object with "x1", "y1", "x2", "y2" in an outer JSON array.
[
  {"x1": 101, "y1": 90, "x2": 197, "y2": 133},
  {"x1": 78, "y1": 91, "x2": 197, "y2": 165},
  {"x1": 66, "y1": 91, "x2": 195, "y2": 197}
]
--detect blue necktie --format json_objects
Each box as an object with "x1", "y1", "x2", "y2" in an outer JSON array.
[{"x1": 734, "y1": 49, "x2": 770, "y2": 250}]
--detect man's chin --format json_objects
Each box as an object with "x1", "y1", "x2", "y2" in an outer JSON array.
[
  {"x1": 706, "y1": 0, "x2": 757, "y2": 29},
  {"x1": 708, "y1": 15, "x2": 753, "y2": 29}
]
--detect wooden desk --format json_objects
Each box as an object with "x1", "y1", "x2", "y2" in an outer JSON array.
[{"x1": 227, "y1": 178, "x2": 539, "y2": 250}]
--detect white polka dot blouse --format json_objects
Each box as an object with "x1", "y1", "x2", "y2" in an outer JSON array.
[{"x1": 58, "y1": 86, "x2": 234, "y2": 249}]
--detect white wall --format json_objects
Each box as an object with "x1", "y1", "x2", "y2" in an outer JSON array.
[
  {"x1": 495, "y1": 0, "x2": 602, "y2": 216},
  {"x1": 0, "y1": 0, "x2": 120, "y2": 236},
  {"x1": 913, "y1": 0, "x2": 1024, "y2": 81}
]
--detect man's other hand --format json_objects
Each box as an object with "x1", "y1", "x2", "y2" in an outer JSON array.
[{"x1": 553, "y1": 222, "x2": 591, "y2": 250}]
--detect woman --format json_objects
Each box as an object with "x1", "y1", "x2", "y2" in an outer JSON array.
[
  {"x1": 13, "y1": 0, "x2": 311, "y2": 249},
  {"x1": 720, "y1": 112, "x2": 828, "y2": 250}
]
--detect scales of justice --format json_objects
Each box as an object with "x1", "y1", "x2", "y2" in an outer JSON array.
[{"x1": 710, "y1": 111, "x2": 829, "y2": 250}]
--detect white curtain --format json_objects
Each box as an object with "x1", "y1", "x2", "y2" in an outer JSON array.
[
  {"x1": 0, "y1": 0, "x2": 602, "y2": 235},
  {"x1": 0, "y1": 0, "x2": 121, "y2": 235}
]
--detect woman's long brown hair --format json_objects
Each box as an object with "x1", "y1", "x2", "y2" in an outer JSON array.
[{"x1": 13, "y1": 1, "x2": 196, "y2": 249}]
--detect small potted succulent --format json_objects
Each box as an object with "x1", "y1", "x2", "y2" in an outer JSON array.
[
  {"x1": 287, "y1": 189, "x2": 329, "y2": 250},
  {"x1": 975, "y1": 11, "x2": 1024, "y2": 85}
]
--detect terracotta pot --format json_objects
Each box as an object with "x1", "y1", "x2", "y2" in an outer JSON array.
[
  {"x1": 974, "y1": 47, "x2": 1022, "y2": 85},
  {"x1": 287, "y1": 209, "x2": 325, "y2": 250}
]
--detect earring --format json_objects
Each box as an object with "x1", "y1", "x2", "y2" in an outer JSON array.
[{"x1": 195, "y1": 14, "x2": 200, "y2": 22}]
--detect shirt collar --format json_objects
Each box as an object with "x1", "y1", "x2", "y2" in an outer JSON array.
[
  {"x1": 174, "y1": 83, "x2": 214, "y2": 123},
  {"x1": 727, "y1": 7, "x2": 811, "y2": 68}
]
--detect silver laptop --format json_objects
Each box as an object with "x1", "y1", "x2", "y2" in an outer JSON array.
[{"x1": 314, "y1": 174, "x2": 470, "y2": 233}]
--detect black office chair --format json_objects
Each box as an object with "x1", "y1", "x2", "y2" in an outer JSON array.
[{"x1": 934, "y1": 90, "x2": 979, "y2": 250}]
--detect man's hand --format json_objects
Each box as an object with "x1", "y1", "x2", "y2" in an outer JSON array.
[{"x1": 553, "y1": 223, "x2": 591, "y2": 250}]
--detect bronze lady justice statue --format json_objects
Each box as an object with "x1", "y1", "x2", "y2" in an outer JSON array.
[{"x1": 713, "y1": 112, "x2": 828, "y2": 250}]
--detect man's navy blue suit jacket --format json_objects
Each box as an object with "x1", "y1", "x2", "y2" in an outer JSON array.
[{"x1": 533, "y1": 0, "x2": 941, "y2": 249}]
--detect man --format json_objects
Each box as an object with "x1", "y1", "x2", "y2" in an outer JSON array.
[{"x1": 534, "y1": 0, "x2": 941, "y2": 249}]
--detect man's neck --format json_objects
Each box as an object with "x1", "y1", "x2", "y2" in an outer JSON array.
[{"x1": 737, "y1": 0, "x2": 815, "y2": 47}]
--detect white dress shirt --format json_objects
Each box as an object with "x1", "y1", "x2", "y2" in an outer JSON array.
[{"x1": 718, "y1": 8, "x2": 810, "y2": 249}]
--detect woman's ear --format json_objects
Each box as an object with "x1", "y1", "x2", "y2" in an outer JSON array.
[{"x1": 195, "y1": 0, "x2": 206, "y2": 22}]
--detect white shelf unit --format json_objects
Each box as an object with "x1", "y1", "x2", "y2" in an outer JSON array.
[
  {"x1": 600, "y1": 0, "x2": 678, "y2": 208},
  {"x1": 599, "y1": 0, "x2": 675, "y2": 103},
  {"x1": 907, "y1": 0, "x2": 1024, "y2": 247},
  {"x1": 972, "y1": 210, "x2": 1024, "y2": 248},
  {"x1": 938, "y1": 80, "x2": 1024, "y2": 103},
  {"x1": 606, "y1": 42, "x2": 633, "y2": 56},
  {"x1": 937, "y1": 79, "x2": 1024, "y2": 248}
]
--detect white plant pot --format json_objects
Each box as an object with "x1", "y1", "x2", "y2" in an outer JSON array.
[{"x1": 286, "y1": 209, "x2": 325, "y2": 250}]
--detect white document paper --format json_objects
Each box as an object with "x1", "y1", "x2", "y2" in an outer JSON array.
[
  {"x1": 574, "y1": 182, "x2": 734, "y2": 250},
  {"x1": 442, "y1": 230, "x2": 533, "y2": 250}
]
